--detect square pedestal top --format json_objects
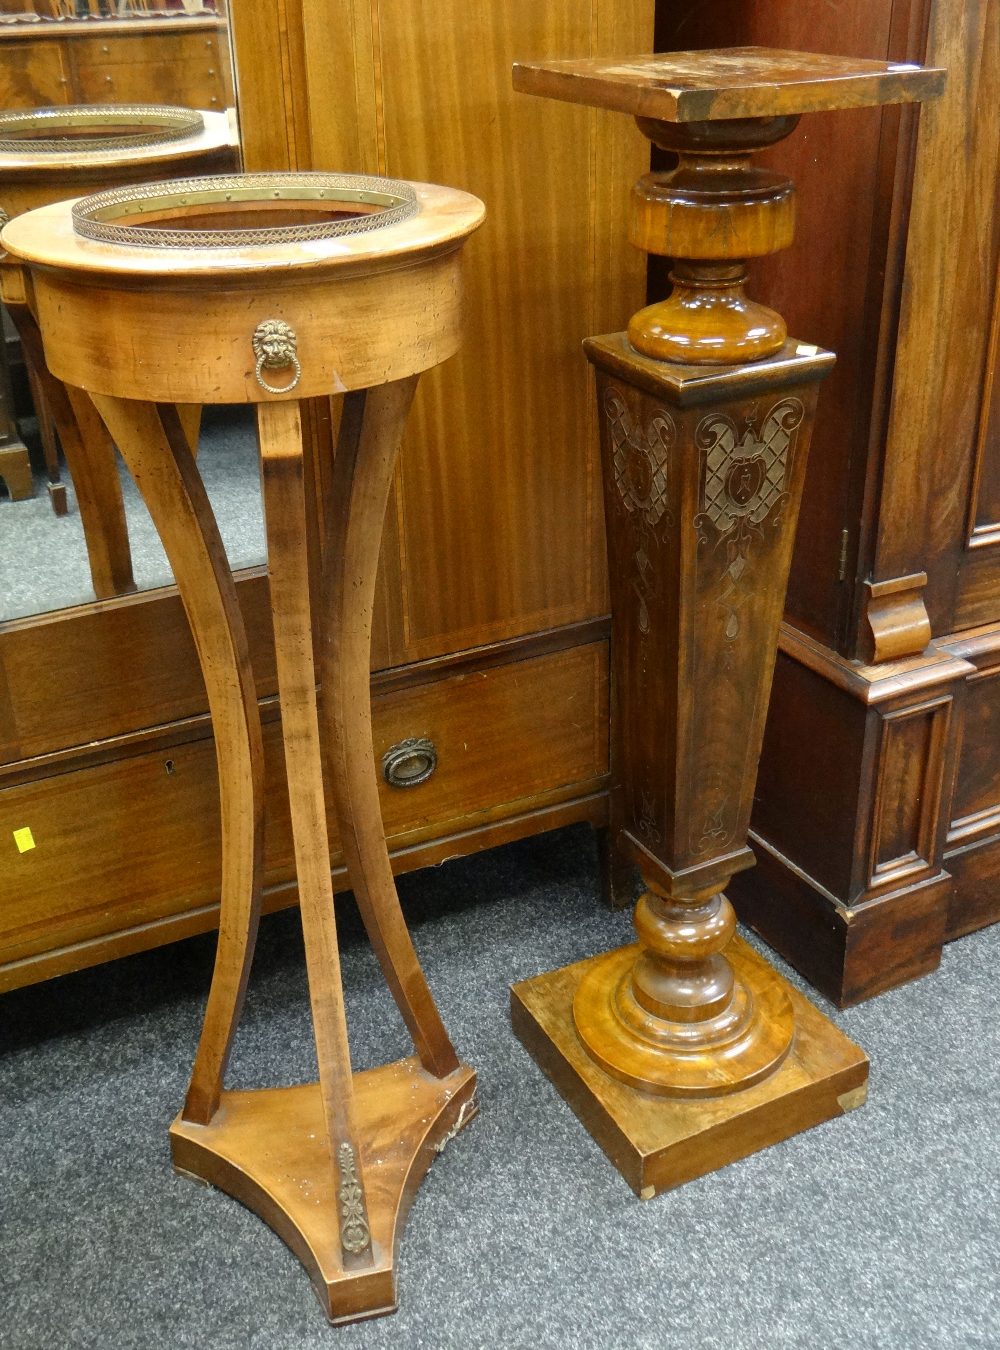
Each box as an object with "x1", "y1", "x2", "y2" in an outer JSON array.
[{"x1": 512, "y1": 47, "x2": 945, "y2": 122}]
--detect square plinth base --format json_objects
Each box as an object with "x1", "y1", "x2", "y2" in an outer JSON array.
[{"x1": 511, "y1": 936, "x2": 868, "y2": 1198}]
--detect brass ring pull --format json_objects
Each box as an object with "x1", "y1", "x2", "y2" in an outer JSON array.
[
  {"x1": 254, "y1": 350, "x2": 301, "y2": 395},
  {"x1": 252, "y1": 318, "x2": 302, "y2": 395},
  {"x1": 381, "y1": 737, "x2": 437, "y2": 788}
]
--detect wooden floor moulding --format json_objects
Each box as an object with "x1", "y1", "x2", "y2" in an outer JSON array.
[{"x1": 729, "y1": 623, "x2": 980, "y2": 1005}]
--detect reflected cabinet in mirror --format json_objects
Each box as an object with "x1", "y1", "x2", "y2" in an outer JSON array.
[
  {"x1": 0, "y1": 0, "x2": 262, "y2": 622},
  {"x1": 0, "y1": 2, "x2": 233, "y2": 112}
]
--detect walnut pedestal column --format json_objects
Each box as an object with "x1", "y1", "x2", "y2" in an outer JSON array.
[
  {"x1": 509, "y1": 48, "x2": 945, "y2": 1196},
  {"x1": 0, "y1": 173, "x2": 484, "y2": 1322}
]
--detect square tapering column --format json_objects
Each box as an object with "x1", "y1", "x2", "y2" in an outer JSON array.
[{"x1": 510, "y1": 48, "x2": 944, "y2": 1195}]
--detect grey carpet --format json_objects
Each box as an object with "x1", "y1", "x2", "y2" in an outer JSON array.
[
  {"x1": 1, "y1": 823, "x2": 997, "y2": 1349},
  {"x1": 0, "y1": 406, "x2": 264, "y2": 622}
]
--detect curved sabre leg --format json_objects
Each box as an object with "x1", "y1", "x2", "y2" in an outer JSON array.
[
  {"x1": 91, "y1": 394, "x2": 265, "y2": 1126},
  {"x1": 177, "y1": 403, "x2": 202, "y2": 458},
  {"x1": 320, "y1": 377, "x2": 460, "y2": 1080},
  {"x1": 258, "y1": 399, "x2": 374, "y2": 1267}
]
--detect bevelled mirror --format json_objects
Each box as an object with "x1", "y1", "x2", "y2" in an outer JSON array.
[{"x1": 0, "y1": 0, "x2": 265, "y2": 623}]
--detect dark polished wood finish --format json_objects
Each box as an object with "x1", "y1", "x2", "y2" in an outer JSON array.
[
  {"x1": 658, "y1": 2, "x2": 1000, "y2": 1006},
  {"x1": 577, "y1": 335, "x2": 830, "y2": 1102},
  {"x1": 507, "y1": 44, "x2": 949, "y2": 1187}
]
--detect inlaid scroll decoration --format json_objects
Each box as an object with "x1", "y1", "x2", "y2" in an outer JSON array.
[
  {"x1": 694, "y1": 396, "x2": 803, "y2": 646},
  {"x1": 689, "y1": 396, "x2": 804, "y2": 858},
  {"x1": 604, "y1": 385, "x2": 675, "y2": 639},
  {"x1": 606, "y1": 386, "x2": 672, "y2": 528},
  {"x1": 603, "y1": 385, "x2": 676, "y2": 846},
  {"x1": 695, "y1": 772, "x2": 731, "y2": 856},
  {"x1": 637, "y1": 790, "x2": 660, "y2": 845},
  {"x1": 337, "y1": 1142, "x2": 371, "y2": 1255}
]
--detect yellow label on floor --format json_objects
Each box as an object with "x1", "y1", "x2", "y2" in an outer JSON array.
[{"x1": 13, "y1": 827, "x2": 35, "y2": 853}]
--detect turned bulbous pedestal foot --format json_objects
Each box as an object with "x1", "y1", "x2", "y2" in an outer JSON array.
[
  {"x1": 574, "y1": 888, "x2": 793, "y2": 1097},
  {"x1": 626, "y1": 114, "x2": 796, "y2": 365},
  {"x1": 628, "y1": 261, "x2": 788, "y2": 366}
]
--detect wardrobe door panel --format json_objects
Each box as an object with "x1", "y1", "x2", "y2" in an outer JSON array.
[
  {"x1": 231, "y1": 0, "x2": 651, "y2": 666},
  {"x1": 372, "y1": 1, "x2": 649, "y2": 661}
]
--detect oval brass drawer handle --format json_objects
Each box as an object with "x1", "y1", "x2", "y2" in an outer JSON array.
[{"x1": 381, "y1": 737, "x2": 437, "y2": 788}]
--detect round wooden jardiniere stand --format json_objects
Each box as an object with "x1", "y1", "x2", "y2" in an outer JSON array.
[{"x1": 1, "y1": 171, "x2": 484, "y2": 1323}]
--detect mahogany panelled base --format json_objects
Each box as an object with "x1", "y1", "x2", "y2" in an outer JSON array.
[
  {"x1": 512, "y1": 937, "x2": 868, "y2": 1198},
  {"x1": 170, "y1": 1060, "x2": 476, "y2": 1324}
]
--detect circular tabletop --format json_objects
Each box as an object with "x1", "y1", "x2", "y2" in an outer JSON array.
[
  {"x1": 1, "y1": 173, "x2": 485, "y2": 280},
  {"x1": 1, "y1": 171, "x2": 486, "y2": 402},
  {"x1": 0, "y1": 107, "x2": 236, "y2": 177}
]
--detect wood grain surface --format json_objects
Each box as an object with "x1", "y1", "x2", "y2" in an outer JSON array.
[
  {"x1": 513, "y1": 46, "x2": 944, "y2": 122},
  {"x1": 0, "y1": 153, "x2": 482, "y2": 1313},
  {"x1": 90, "y1": 395, "x2": 265, "y2": 1127},
  {"x1": 512, "y1": 937, "x2": 868, "y2": 1196}
]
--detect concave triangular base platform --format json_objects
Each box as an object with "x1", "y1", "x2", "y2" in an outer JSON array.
[
  {"x1": 170, "y1": 1057, "x2": 476, "y2": 1324},
  {"x1": 511, "y1": 937, "x2": 867, "y2": 1198}
]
